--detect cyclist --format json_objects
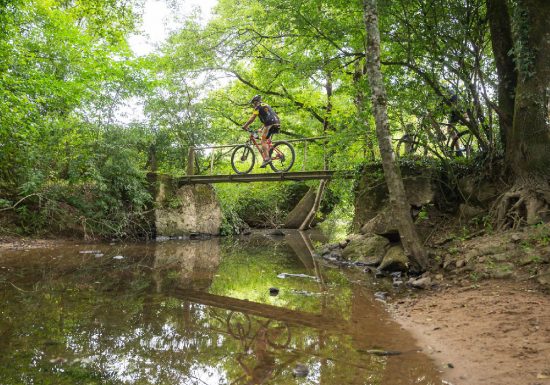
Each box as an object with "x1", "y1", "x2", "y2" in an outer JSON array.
[{"x1": 242, "y1": 95, "x2": 280, "y2": 168}]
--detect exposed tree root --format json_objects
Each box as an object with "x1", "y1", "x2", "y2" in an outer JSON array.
[{"x1": 493, "y1": 178, "x2": 550, "y2": 230}]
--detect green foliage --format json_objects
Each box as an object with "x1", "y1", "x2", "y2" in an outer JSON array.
[
  {"x1": 525, "y1": 222, "x2": 550, "y2": 247},
  {"x1": 215, "y1": 182, "x2": 308, "y2": 232},
  {"x1": 0, "y1": 0, "x2": 530, "y2": 237},
  {"x1": 0, "y1": 0, "x2": 156, "y2": 239}
]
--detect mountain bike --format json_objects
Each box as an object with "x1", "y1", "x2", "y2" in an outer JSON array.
[
  {"x1": 231, "y1": 129, "x2": 295, "y2": 174},
  {"x1": 395, "y1": 122, "x2": 477, "y2": 159}
]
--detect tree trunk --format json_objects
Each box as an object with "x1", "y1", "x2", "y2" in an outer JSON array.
[
  {"x1": 362, "y1": 0, "x2": 428, "y2": 270},
  {"x1": 487, "y1": 0, "x2": 517, "y2": 150},
  {"x1": 146, "y1": 143, "x2": 158, "y2": 172},
  {"x1": 496, "y1": 0, "x2": 550, "y2": 227},
  {"x1": 354, "y1": 59, "x2": 375, "y2": 161},
  {"x1": 506, "y1": 0, "x2": 550, "y2": 175},
  {"x1": 323, "y1": 72, "x2": 333, "y2": 170}
]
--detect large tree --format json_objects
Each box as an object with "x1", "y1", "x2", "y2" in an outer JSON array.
[{"x1": 489, "y1": 0, "x2": 550, "y2": 227}]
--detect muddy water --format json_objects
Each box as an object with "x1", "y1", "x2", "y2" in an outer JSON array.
[{"x1": 0, "y1": 231, "x2": 441, "y2": 385}]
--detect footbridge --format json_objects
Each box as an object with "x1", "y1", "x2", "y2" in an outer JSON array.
[
  {"x1": 177, "y1": 170, "x2": 354, "y2": 186},
  {"x1": 180, "y1": 136, "x2": 355, "y2": 185}
]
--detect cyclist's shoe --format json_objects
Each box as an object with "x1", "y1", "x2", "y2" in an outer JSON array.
[{"x1": 260, "y1": 158, "x2": 272, "y2": 168}]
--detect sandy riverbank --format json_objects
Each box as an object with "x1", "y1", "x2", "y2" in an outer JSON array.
[{"x1": 389, "y1": 279, "x2": 550, "y2": 385}]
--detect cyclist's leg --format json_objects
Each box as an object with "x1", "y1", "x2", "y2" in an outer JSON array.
[
  {"x1": 259, "y1": 125, "x2": 271, "y2": 167},
  {"x1": 260, "y1": 125, "x2": 271, "y2": 160}
]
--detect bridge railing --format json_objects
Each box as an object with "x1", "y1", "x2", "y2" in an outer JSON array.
[{"x1": 186, "y1": 136, "x2": 329, "y2": 175}]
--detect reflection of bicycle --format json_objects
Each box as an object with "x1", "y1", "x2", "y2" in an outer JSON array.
[
  {"x1": 227, "y1": 311, "x2": 292, "y2": 385},
  {"x1": 231, "y1": 130, "x2": 296, "y2": 174},
  {"x1": 226, "y1": 311, "x2": 291, "y2": 349},
  {"x1": 395, "y1": 122, "x2": 477, "y2": 159}
]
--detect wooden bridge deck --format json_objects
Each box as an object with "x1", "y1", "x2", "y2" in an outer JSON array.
[{"x1": 177, "y1": 170, "x2": 355, "y2": 185}]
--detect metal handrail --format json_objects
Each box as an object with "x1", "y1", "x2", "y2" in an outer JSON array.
[
  {"x1": 187, "y1": 136, "x2": 329, "y2": 175},
  {"x1": 191, "y1": 136, "x2": 328, "y2": 152}
]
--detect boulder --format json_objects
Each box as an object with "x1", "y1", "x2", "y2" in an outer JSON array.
[
  {"x1": 341, "y1": 234, "x2": 390, "y2": 265},
  {"x1": 458, "y1": 178, "x2": 499, "y2": 205},
  {"x1": 284, "y1": 187, "x2": 316, "y2": 228},
  {"x1": 378, "y1": 245, "x2": 409, "y2": 272},
  {"x1": 410, "y1": 276, "x2": 432, "y2": 289},
  {"x1": 353, "y1": 164, "x2": 437, "y2": 232},
  {"x1": 360, "y1": 208, "x2": 399, "y2": 240},
  {"x1": 458, "y1": 203, "x2": 485, "y2": 221},
  {"x1": 536, "y1": 266, "x2": 550, "y2": 287}
]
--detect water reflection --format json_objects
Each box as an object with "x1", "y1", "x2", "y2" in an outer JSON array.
[{"x1": 0, "y1": 232, "x2": 441, "y2": 385}]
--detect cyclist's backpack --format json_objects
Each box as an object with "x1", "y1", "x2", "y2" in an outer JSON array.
[{"x1": 256, "y1": 103, "x2": 279, "y2": 125}]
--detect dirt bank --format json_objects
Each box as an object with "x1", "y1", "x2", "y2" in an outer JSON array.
[
  {"x1": 388, "y1": 279, "x2": 550, "y2": 385},
  {"x1": 0, "y1": 236, "x2": 62, "y2": 250}
]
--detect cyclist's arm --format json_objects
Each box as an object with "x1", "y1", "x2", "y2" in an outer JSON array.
[{"x1": 242, "y1": 113, "x2": 257, "y2": 130}]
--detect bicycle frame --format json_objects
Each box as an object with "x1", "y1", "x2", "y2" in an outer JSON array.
[{"x1": 246, "y1": 132, "x2": 285, "y2": 162}]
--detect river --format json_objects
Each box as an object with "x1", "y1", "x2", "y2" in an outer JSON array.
[{"x1": 0, "y1": 230, "x2": 442, "y2": 385}]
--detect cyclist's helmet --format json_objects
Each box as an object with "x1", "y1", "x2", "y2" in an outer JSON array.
[{"x1": 249, "y1": 94, "x2": 262, "y2": 104}]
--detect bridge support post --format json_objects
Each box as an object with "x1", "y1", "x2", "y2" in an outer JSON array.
[
  {"x1": 302, "y1": 142, "x2": 307, "y2": 171},
  {"x1": 299, "y1": 179, "x2": 328, "y2": 230}
]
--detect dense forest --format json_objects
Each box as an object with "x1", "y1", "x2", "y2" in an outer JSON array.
[{"x1": 1, "y1": 0, "x2": 549, "y2": 241}]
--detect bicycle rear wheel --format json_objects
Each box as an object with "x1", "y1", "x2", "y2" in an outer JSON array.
[
  {"x1": 450, "y1": 130, "x2": 477, "y2": 159},
  {"x1": 269, "y1": 141, "x2": 295, "y2": 172},
  {"x1": 395, "y1": 134, "x2": 427, "y2": 158},
  {"x1": 231, "y1": 144, "x2": 255, "y2": 174}
]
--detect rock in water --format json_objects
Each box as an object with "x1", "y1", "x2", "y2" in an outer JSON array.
[
  {"x1": 378, "y1": 245, "x2": 409, "y2": 272},
  {"x1": 365, "y1": 349, "x2": 402, "y2": 356},
  {"x1": 292, "y1": 364, "x2": 309, "y2": 377},
  {"x1": 410, "y1": 276, "x2": 432, "y2": 289}
]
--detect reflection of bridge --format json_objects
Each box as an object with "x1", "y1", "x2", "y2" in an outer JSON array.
[{"x1": 171, "y1": 288, "x2": 348, "y2": 333}]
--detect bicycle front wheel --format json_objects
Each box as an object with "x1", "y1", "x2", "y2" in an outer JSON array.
[
  {"x1": 395, "y1": 135, "x2": 427, "y2": 158},
  {"x1": 269, "y1": 141, "x2": 295, "y2": 172},
  {"x1": 231, "y1": 144, "x2": 255, "y2": 174}
]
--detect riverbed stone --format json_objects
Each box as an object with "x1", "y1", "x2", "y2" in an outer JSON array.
[
  {"x1": 475, "y1": 242, "x2": 509, "y2": 256},
  {"x1": 378, "y1": 245, "x2": 409, "y2": 272},
  {"x1": 458, "y1": 177, "x2": 499, "y2": 205},
  {"x1": 360, "y1": 209, "x2": 399, "y2": 239},
  {"x1": 458, "y1": 203, "x2": 485, "y2": 221},
  {"x1": 341, "y1": 234, "x2": 389, "y2": 265},
  {"x1": 484, "y1": 262, "x2": 515, "y2": 279},
  {"x1": 537, "y1": 267, "x2": 550, "y2": 287},
  {"x1": 353, "y1": 164, "x2": 437, "y2": 232},
  {"x1": 410, "y1": 276, "x2": 432, "y2": 289}
]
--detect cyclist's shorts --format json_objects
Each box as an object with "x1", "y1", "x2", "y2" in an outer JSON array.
[{"x1": 263, "y1": 124, "x2": 280, "y2": 139}]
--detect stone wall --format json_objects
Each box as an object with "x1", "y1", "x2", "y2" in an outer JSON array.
[
  {"x1": 148, "y1": 174, "x2": 222, "y2": 238},
  {"x1": 353, "y1": 164, "x2": 439, "y2": 234}
]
